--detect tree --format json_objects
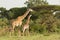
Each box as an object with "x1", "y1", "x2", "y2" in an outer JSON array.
[
  {"x1": 25, "y1": 0, "x2": 48, "y2": 8},
  {"x1": 0, "y1": 7, "x2": 8, "y2": 18}
]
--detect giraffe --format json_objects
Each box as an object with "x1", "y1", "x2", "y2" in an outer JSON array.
[
  {"x1": 11, "y1": 8, "x2": 33, "y2": 33},
  {"x1": 22, "y1": 15, "x2": 32, "y2": 35}
]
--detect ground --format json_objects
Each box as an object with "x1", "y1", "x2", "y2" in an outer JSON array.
[{"x1": 0, "y1": 33, "x2": 60, "y2": 40}]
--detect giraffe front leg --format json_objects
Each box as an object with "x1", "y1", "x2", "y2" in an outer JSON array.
[
  {"x1": 18, "y1": 29, "x2": 21, "y2": 36},
  {"x1": 22, "y1": 27, "x2": 26, "y2": 36}
]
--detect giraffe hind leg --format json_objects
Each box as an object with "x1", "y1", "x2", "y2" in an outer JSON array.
[{"x1": 11, "y1": 25, "x2": 15, "y2": 35}]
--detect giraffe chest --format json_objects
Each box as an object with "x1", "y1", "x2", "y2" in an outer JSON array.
[{"x1": 23, "y1": 24, "x2": 29, "y2": 29}]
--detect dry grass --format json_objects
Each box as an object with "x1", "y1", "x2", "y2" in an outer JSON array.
[{"x1": 0, "y1": 33, "x2": 60, "y2": 40}]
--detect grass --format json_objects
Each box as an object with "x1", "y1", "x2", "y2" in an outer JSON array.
[{"x1": 0, "y1": 33, "x2": 60, "y2": 40}]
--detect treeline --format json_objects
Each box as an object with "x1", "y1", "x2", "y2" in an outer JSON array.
[{"x1": 0, "y1": 5, "x2": 60, "y2": 34}]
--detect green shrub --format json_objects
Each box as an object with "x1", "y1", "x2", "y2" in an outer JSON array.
[{"x1": 0, "y1": 17, "x2": 9, "y2": 27}]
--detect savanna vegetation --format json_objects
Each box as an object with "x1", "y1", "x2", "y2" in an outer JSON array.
[{"x1": 0, "y1": 0, "x2": 60, "y2": 40}]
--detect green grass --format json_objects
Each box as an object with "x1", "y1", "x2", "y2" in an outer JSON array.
[{"x1": 0, "y1": 33, "x2": 60, "y2": 40}]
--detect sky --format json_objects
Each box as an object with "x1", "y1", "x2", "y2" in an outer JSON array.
[{"x1": 0, "y1": 0, "x2": 60, "y2": 10}]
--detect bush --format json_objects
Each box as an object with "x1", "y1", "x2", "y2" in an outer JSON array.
[{"x1": 0, "y1": 17, "x2": 9, "y2": 27}]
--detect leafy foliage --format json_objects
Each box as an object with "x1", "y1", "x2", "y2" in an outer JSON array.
[
  {"x1": 25, "y1": 0, "x2": 48, "y2": 8},
  {"x1": 0, "y1": 5, "x2": 60, "y2": 35}
]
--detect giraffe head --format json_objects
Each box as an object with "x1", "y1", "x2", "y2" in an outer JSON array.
[{"x1": 28, "y1": 8, "x2": 33, "y2": 12}]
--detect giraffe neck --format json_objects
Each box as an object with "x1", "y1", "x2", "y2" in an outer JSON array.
[
  {"x1": 26, "y1": 16, "x2": 31, "y2": 25},
  {"x1": 20, "y1": 10, "x2": 30, "y2": 20}
]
